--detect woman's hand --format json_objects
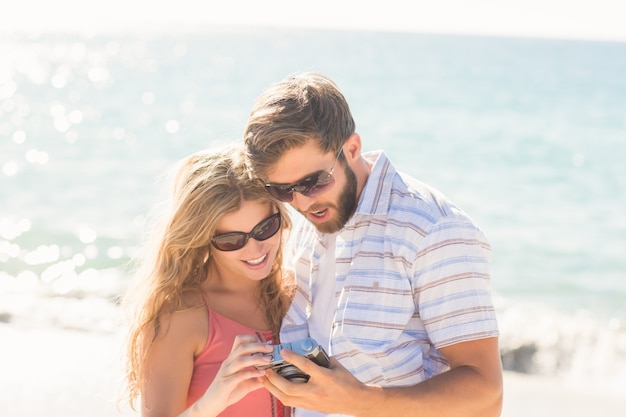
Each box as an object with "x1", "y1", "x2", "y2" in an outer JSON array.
[{"x1": 193, "y1": 334, "x2": 274, "y2": 414}]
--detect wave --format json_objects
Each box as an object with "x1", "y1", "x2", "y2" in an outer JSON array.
[
  {"x1": 496, "y1": 297, "x2": 626, "y2": 394},
  {"x1": 2, "y1": 268, "x2": 625, "y2": 391}
]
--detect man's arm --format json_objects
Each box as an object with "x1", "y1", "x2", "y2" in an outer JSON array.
[{"x1": 263, "y1": 337, "x2": 503, "y2": 417}]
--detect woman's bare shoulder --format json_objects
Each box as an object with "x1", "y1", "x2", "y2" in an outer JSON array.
[{"x1": 155, "y1": 293, "x2": 208, "y2": 352}]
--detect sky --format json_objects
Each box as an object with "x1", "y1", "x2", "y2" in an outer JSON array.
[{"x1": 2, "y1": 0, "x2": 626, "y2": 42}]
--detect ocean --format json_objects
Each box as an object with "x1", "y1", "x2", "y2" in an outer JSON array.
[{"x1": 1, "y1": 27, "x2": 625, "y2": 392}]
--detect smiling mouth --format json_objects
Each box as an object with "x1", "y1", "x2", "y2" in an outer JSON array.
[
  {"x1": 246, "y1": 254, "x2": 267, "y2": 266},
  {"x1": 310, "y1": 207, "x2": 329, "y2": 217}
]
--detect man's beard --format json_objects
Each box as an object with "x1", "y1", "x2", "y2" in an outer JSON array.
[{"x1": 311, "y1": 163, "x2": 358, "y2": 234}]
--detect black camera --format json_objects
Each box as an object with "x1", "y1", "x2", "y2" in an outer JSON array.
[{"x1": 256, "y1": 337, "x2": 330, "y2": 383}]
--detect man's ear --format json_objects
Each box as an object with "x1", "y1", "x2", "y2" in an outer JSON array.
[{"x1": 342, "y1": 133, "x2": 361, "y2": 162}]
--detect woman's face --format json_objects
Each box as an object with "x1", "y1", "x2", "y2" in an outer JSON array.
[{"x1": 209, "y1": 201, "x2": 281, "y2": 285}]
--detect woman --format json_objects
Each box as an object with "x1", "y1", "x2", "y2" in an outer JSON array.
[{"x1": 123, "y1": 144, "x2": 293, "y2": 417}]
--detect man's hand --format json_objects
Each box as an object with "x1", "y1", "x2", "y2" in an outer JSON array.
[
  {"x1": 263, "y1": 338, "x2": 503, "y2": 417},
  {"x1": 263, "y1": 349, "x2": 369, "y2": 415}
]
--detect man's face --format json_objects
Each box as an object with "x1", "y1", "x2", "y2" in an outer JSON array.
[{"x1": 265, "y1": 141, "x2": 358, "y2": 234}]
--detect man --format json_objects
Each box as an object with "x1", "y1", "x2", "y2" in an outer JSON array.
[{"x1": 244, "y1": 72, "x2": 503, "y2": 417}]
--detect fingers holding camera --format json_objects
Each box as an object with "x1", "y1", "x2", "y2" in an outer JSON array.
[
  {"x1": 279, "y1": 348, "x2": 326, "y2": 375},
  {"x1": 229, "y1": 334, "x2": 275, "y2": 362},
  {"x1": 263, "y1": 351, "x2": 365, "y2": 415},
  {"x1": 193, "y1": 334, "x2": 274, "y2": 415}
]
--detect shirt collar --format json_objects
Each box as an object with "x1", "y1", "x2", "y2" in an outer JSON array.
[{"x1": 355, "y1": 150, "x2": 395, "y2": 217}]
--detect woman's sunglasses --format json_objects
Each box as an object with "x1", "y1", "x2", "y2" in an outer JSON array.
[
  {"x1": 211, "y1": 212, "x2": 282, "y2": 252},
  {"x1": 265, "y1": 148, "x2": 343, "y2": 203}
]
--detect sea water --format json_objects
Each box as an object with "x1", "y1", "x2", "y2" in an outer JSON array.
[{"x1": 1, "y1": 27, "x2": 625, "y2": 391}]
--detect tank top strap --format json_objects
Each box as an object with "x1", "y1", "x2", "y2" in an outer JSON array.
[
  {"x1": 199, "y1": 292, "x2": 210, "y2": 309},
  {"x1": 198, "y1": 292, "x2": 274, "y2": 342}
]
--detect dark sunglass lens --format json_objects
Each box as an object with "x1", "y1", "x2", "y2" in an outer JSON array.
[
  {"x1": 266, "y1": 169, "x2": 335, "y2": 202},
  {"x1": 212, "y1": 213, "x2": 281, "y2": 251},
  {"x1": 253, "y1": 214, "x2": 282, "y2": 241},
  {"x1": 266, "y1": 185, "x2": 294, "y2": 202},
  {"x1": 263, "y1": 215, "x2": 281, "y2": 238},
  {"x1": 304, "y1": 172, "x2": 334, "y2": 197},
  {"x1": 292, "y1": 172, "x2": 321, "y2": 194},
  {"x1": 213, "y1": 234, "x2": 247, "y2": 251}
]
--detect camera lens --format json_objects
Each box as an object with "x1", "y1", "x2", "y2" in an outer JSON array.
[{"x1": 277, "y1": 364, "x2": 310, "y2": 383}]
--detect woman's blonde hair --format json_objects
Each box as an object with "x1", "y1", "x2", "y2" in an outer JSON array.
[{"x1": 122, "y1": 144, "x2": 292, "y2": 407}]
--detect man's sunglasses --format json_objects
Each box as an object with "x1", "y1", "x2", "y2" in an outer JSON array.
[
  {"x1": 211, "y1": 212, "x2": 282, "y2": 252},
  {"x1": 265, "y1": 148, "x2": 343, "y2": 203}
]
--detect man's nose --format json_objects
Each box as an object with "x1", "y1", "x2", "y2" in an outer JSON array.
[{"x1": 290, "y1": 192, "x2": 315, "y2": 213}]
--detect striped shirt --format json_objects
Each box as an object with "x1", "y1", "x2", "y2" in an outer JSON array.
[{"x1": 281, "y1": 150, "x2": 498, "y2": 416}]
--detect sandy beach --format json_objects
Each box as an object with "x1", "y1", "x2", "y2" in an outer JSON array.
[
  {"x1": 1, "y1": 322, "x2": 624, "y2": 417},
  {"x1": 0, "y1": 323, "x2": 135, "y2": 417}
]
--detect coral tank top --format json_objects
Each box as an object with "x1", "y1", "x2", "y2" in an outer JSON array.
[{"x1": 185, "y1": 305, "x2": 289, "y2": 417}]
